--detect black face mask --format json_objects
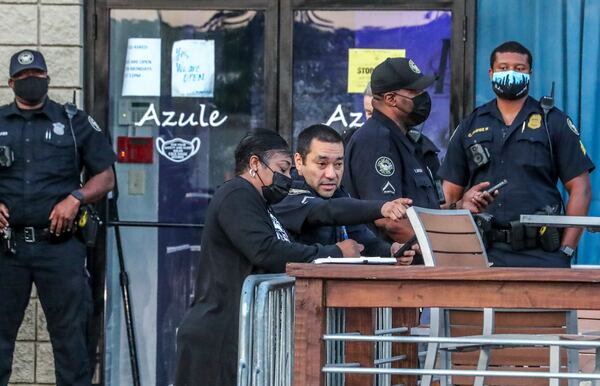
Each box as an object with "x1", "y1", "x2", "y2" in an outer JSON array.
[
  {"x1": 13, "y1": 76, "x2": 48, "y2": 105},
  {"x1": 405, "y1": 92, "x2": 432, "y2": 127},
  {"x1": 257, "y1": 161, "x2": 292, "y2": 205}
]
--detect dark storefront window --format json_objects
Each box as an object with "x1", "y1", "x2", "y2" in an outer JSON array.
[{"x1": 291, "y1": 10, "x2": 452, "y2": 154}]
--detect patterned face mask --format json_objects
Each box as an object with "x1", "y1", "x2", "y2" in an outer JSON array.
[{"x1": 491, "y1": 70, "x2": 530, "y2": 100}]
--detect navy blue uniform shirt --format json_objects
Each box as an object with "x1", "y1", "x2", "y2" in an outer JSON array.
[
  {"x1": 343, "y1": 109, "x2": 442, "y2": 209},
  {"x1": 272, "y1": 173, "x2": 392, "y2": 256},
  {"x1": 439, "y1": 96, "x2": 595, "y2": 226},
  {"x1": 0, "y1": 99, "x2": 116, "y2": 227}
]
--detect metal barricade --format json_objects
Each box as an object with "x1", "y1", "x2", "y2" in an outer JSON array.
[
  {"x1": 238, "y1": 274, "x2": 290, "y2": 386},
  {"x1": 238, "y1": 275, "x2": 407, "y2": 386}
]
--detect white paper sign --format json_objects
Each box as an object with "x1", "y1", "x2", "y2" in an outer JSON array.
[
  {"x1": 171, "y1": 40, "x2": 215, "y2": 98},
  {"x1": 122, "y1": 38, "x2": 161, "y2": 96}
]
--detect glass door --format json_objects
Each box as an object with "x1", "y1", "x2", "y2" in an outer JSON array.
[{"x1": 94, "y1": 2, "x2": 277, "y2": 385}]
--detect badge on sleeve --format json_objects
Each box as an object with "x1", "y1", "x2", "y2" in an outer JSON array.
[
  {"x1": 381, "y1": 181, "x2": 396, "y2": 194},
  {"x1": 375, "y1": 156, "x2": 395, "y2": 177},
  {"x1": 567, "y1": 117, "x2": 579, "y2": 136},
  {"x1": 527, "y1": 114, "x2": 542, "y2": 129},
  {"x1": 88, "y1": 116, "x2": 102, "y2": 132}
]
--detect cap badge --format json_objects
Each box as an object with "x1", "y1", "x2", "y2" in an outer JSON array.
[
  {"x1": 18, "y1": 51, "x2": 34, "y2": 65},
  {"x1": 375, "y1": 156, "x2": 395, "y2": 177},
  {"x1": 408, "y1": 59, "x2": 421, "y2": 74}
]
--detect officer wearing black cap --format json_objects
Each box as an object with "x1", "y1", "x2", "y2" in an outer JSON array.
[
  {"x1": 0, "y1": 49, "x2": 115, "y2": 385},
  {"x1": 439, "y1": 41, "x2": 594, "y2": 268},
  {"x1": 343, "y1": 57, "x2": 493, "y2": 244}
]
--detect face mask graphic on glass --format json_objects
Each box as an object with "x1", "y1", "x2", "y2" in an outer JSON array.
[
  {"x1": 255, "y1": 159, "x2": 292, "y2": 205},
  {"x1": 492, "y1": 70, "x2": 530, "y2": 100}
]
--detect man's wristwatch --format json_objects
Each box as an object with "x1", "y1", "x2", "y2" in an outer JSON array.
[
  {"x1": 559, "y1": 245, "x2": 575, "y2": 258},
  {"x1": 70, "y1": 189, "x2": 85, "y2": 204}
]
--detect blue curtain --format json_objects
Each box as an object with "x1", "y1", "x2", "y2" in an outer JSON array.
[{"x1": 476, "y1": 0, "x2": 600, "y2": 264}]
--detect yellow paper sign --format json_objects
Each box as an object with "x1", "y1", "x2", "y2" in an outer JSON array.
[{"x1": 347, "y1": 48, "x2": 406, "y2": 93}]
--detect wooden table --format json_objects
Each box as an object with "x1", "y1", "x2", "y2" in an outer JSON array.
[{"x1": 287, "y1": 264, "x2": 600, "y2": 386}]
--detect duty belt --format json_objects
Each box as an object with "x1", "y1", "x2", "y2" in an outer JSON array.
[
  {"x1": 490, "y1": 228, "x2": 512, "y2": 244},
  {"x1": 12, "y1": 226, "x2": 52, "y2": 243}
]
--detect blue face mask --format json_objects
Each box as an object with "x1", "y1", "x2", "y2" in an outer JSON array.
[{"x1": 491, "y1": 70, "x2": 530, "y2": 100}]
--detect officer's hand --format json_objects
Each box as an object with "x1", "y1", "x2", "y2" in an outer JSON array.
[
  {"x1": 381, "y1": 198, "x2": 413, "y2": 220},
  {"x1": 0, "y1": 202, "x2": 9, "y2": 230},
  {"x1": 390, "y1": 242, "x2": 416, "y2": 265},
  {"x1": 336, "y1": 239, "x2": 364, "y2": 257},
  {"x1": 49, "y1": 195, "x2": 81, "y2": 236},
  {"x1": 462, "y1": 182, "x2": 495, "y2": 213}
]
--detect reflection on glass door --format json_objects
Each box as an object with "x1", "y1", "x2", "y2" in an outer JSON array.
[
  {"x1": 292, "y1": 10, "x2": 452, "y2": 154},
  {"x1": 106, "y1": 9, "x2": 266, "y2": 386}
]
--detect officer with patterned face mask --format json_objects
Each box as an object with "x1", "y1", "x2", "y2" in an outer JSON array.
[
  {"x1": 342, "y1": 57, "x2": 495, "y2": 249},
  {"x1": 0, "y1": 49, "x2": 116, "y2": 386},
  {"x1": 439, "y1": 41, "x2": 595, "y2": 268}
]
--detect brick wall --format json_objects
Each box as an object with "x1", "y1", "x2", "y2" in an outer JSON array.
[{"x1": 0, "y1": 1, "x2": 83, "y2": 385}]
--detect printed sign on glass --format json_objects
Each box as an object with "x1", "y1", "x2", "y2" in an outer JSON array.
[
  {"x1": 122, "y1": 38, "x2": 161, "y2": 96},
  {"x1": 347, "y1": 48, "x2": 406, "y2": 93}
]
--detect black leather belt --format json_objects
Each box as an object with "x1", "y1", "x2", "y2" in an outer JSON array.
[{"x1": 12, "y1": 226, "x2": 52, "y2": 243}]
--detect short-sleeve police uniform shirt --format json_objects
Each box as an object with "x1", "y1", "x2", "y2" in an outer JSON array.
[
  {"x1": 439, "y1": 96, "x2": 594, "y2": 226},
  {"x1": 0, "y1": 99, "x2": 116, "y2": 226},
  {"x1": 343, "y1": 109, "x2": 441, "y2": 209}
]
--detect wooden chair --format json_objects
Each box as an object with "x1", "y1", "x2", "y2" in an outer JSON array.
[{"x1": 406, "y1": 206, "x2": 578, "y2": 386}]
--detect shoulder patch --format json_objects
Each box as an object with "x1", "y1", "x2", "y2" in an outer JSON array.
[
  {"x1": 567, "y1": 117, "x2": 579, "y2": 136},
  {"x1": 375, "y1": 156, "x2": 395, "y2": 177},
  {"x1": 88, "y1": 116, "x2": 102, "y2": 132}
]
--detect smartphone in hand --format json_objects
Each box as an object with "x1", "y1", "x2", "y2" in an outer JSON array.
[
  {"x1": 394, "y1": 235, "x2": 418, "y2": 258},
  {"x1": 485, "y1": 179, "x2": 508, "y2": 194}
]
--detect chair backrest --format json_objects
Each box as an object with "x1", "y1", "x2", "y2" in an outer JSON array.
[
  {"x1": 407, "y1": 206, "x2": 573, "y2": 385},
  {"x1": 406, "y1": 206, "x2": 489, "y2": 268}
]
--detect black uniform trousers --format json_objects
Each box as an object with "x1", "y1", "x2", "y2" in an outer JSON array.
[{"x1": 0, "y1": 236, "x2": 91, "y2": 386}]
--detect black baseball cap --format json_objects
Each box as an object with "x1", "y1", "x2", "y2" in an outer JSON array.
[
  {"x1": 371, "y1": 57, "x2": 436, "y2": 94},
  {"x1": 9, "y1": 49, "x2": 47, "y2": 77}
]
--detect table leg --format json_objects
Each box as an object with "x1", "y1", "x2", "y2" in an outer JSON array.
[
  {"x1": 392, "y1": 308, "x2": 420, "y2": 386},
  {"x1": 345, "y1": 308, "x2": 375, "y2": 386},
  {"x1": 294, "y1": 278, "x2": 326, "y2": 386}
]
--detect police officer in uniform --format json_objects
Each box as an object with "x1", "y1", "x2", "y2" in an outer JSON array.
[
  {"x1": 439, "y1": 41, "x2": 594, "y2": 267},
  {"x1": 272, "y1": 124, "x2": 416, "y2": 264},
  {"x1": 0, "y1": 50, "x2": 115, "y2": 385},
  {"x1": 343, "y1": 57, "x2": 493, "y2": 244}
]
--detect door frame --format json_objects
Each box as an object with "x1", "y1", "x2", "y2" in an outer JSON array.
[
  {"x1": 84, "y1": 2, "x2": 279, "y2": 384},
  {"x1": 278, "y1": 0, "x2": 476, "y2": 143}
]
